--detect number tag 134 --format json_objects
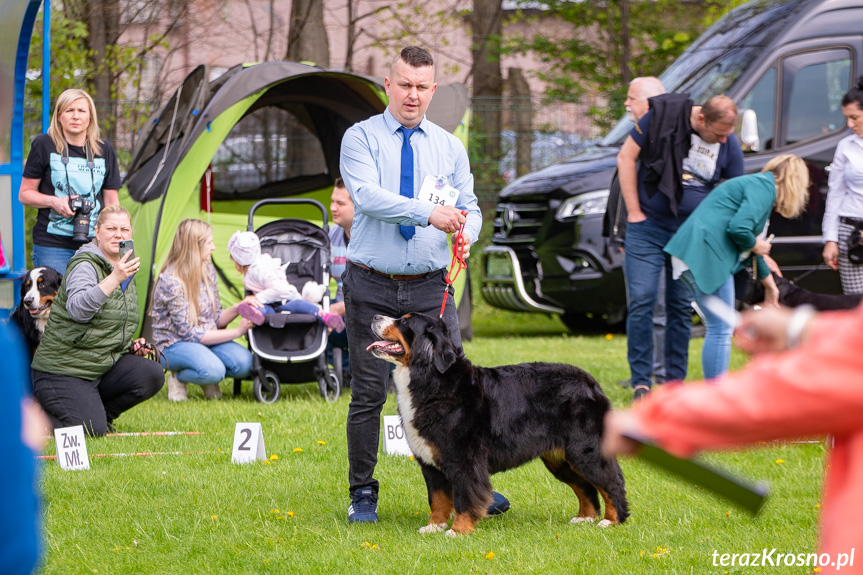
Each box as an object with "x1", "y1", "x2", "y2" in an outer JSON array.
[{"x1": 419, "y1": 175, "x2": 458, "y2": 207}]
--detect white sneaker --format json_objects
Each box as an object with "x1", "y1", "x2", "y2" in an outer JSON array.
[
  {"x1": 166, "y1": 372, "x2": 188, "y2": 402},
  {"x1": 203, "y1": 384, "x2": 223, "y2": 400}
]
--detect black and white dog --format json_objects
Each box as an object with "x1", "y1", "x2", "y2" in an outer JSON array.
[
  {"x1": 747, "y1": 273, "x2": 862, "y2": 311},
  {"x1": 11, "y1": 267, "x2": 63, "y2": 357},
  {"x1": 367, "y1": 312, "x2": 629, "y2": 536}
]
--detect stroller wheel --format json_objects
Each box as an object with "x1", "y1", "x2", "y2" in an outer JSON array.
[
  {"x1": 318, "y1": 369, "x2": 341, "y2": 402},
  {"x1": 254, "y1": 370, "x2": 281, "y2": 404}
]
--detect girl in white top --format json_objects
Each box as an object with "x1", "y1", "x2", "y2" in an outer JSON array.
[
  {"x1": 228, "y1": 231, "x2": 344, "y2": 332},
  {"x1": 822, "y1": 76, "x2": 863, "y2": 294}
]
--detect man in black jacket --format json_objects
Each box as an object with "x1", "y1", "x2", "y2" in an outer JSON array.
[{"x1": 617, "y1": 94, "x2": 744, "y2": 402}]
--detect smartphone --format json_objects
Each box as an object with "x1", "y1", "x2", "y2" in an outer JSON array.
[{"x1": 118, "y1": 239, "x2": 135, "y2": 259}]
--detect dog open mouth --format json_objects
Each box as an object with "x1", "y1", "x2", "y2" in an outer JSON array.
[
  {"x1": 28, "y1": 300, "x2": 53, "y2": 315},
  {"x1": 366, "y1": 340, "x2": 405, "y2": 358}
]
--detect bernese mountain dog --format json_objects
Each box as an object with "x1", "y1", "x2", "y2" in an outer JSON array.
[
  {"x1": 367, "y1": 312, "x2": 629, "y2": 536},
  {"x1": 11, "y1": 267, "x2": 62, "y2": 357}
]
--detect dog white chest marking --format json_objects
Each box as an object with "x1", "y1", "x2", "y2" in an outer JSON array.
[{"x1": 392, "y1": 365, "x2": 439, "y2": 469}]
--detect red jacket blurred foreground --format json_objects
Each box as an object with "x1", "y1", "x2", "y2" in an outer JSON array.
[{"x1": 631, "y1": 305, "x2": 863, "y2": 573}]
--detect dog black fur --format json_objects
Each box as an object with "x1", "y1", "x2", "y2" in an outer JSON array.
[
  {"x1": 367, "y1": 312, "x2": 629, "y2": 535},
  {"x1": 746, "y1": 272, "x2": 862, "y2": 311},
  {"x1": 11, "y1": 267, "x2": 63, "y2": 357}
]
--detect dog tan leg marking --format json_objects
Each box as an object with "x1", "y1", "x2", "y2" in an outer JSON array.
[
  {"x1": 446, "y1": 512, "x2": 478, "y2": 536},
  {"x1": 596, "y1": 488, "x2": 618, "y2": 526},
  {"x1": 419, "y1": 490, "x2": 453, "y2": 533},
  {"x1": 567, "y1": 483, "x2": 599, "y2": 523}
]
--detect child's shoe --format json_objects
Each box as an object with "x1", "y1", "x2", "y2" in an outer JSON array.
[
  {"x1": 238, "y1": 302, "x2": 265, "y2": 326},
  {"x1": 322, "y1": 313, "x2": 345, "y2": 333}
]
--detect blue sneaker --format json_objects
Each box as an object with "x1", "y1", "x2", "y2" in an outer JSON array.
[
  {"x1": 348, "y1": 487, "x2": 379, "y2": 523},
  {"x1": 487, "y1": 491, "x2": 511, "y2": 516}
]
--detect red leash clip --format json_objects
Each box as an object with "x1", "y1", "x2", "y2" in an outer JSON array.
[{"x1": 440, "y1": 211, "x2": 468, "y2": 318}]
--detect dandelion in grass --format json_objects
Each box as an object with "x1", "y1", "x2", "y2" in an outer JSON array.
[
  {"x1": 318, "y1": 440, "x2": 326, "y2": 445},
  {"x1": 605, "y1": 334, "x2": 613, "y2": 340},
  {"x1": 272, "y1": 509, "x2": 279, "y2": 514},
  {"x1": 270, "y1": 454, "x2": 279, "y2": 460},
  {"x1": 211, "y1": 515, "x2": 218, "y2": 520},
  {"x1": 775, "y1": 459, "x2": 784, "y2": 464},
  {"x1": 293, "y1": 447, "x2": 303, "y2": 453},
  {"x1": 287, "y1": 511, "x2": 295, "y2": 517},
  {"x1": 653, "y1": 546, "x2": 669, "y2": 558},
  {"x1": 815, "y1": 504, "x2": 821, "y2": 509},
  {"x1": 485, "y1": 552, "x2": 495, "y2": 560}
]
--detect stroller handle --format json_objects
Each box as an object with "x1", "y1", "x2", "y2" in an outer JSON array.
[{"x1": 248, "y1": 198, "x2": 329, "y2": 232}]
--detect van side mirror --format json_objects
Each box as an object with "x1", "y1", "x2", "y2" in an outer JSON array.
[{"x1": 739, "y1": 108, "x2": 760, "y2": 152}]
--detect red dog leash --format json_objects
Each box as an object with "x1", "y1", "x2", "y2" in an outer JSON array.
[{"x1": 439, "y1": 211, "x2": 468, "y2": 318}]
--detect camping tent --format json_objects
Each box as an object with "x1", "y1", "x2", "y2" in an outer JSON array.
[{"x1": 120, "y1": 61, "x2": 472, "y2": 336}]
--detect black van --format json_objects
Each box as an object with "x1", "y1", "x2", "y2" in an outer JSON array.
[{"x1": 480, "y1": 0, "x2": 863, "y2": 331}]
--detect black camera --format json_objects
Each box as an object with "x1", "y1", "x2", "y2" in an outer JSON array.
[{"x1": 68, "y1": 196, "x2": 95, "y2": 242}]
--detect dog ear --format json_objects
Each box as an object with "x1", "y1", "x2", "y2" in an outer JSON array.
[
  {"x1": 428, "y1": 320, "x2": 458, "y2": 374},
  {"x1": 433, "y1": 344, "x2": 457, "y2": 374}
]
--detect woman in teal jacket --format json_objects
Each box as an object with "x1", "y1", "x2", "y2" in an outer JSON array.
[{"x1": 664, "y1": 154, "x2": 809, "y2": 379}]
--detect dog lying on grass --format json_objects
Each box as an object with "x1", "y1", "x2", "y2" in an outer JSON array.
[{"x1": 367, "y1": 312, "x2": 629, "y2": 536}]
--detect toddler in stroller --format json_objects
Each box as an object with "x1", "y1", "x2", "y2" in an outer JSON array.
[{"x1": 228, "y1": 230, "x2": 345, "y2": 333}]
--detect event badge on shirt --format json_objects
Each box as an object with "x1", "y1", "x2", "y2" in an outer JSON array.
[{"x1": 419, "y1": 175, "x2": 459, "y2": 207}]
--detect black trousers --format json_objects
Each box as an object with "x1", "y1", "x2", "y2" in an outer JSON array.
[
  {"x1": 343, "y1": 263, "x2": 461, "y2": 496},
  {"x1": 32, "y1": 354, "x2": 164, "y2": 437}
]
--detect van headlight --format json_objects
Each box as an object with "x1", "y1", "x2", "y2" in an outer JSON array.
[{"x1": 555, "y1": 189, "x2": 610, "y2": 221}]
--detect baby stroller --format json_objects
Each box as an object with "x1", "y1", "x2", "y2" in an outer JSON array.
[{"x1": 242, "y1": 198, "x2": 342, "y2": 403}]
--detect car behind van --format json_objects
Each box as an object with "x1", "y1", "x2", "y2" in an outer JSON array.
[{"x1": 480, "y1": 0, "x2": 863, "y2": 331}]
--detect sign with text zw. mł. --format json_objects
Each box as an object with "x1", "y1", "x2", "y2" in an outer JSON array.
[{"x1": 54, "y1": 425, "x2": 90, "y2": 470}]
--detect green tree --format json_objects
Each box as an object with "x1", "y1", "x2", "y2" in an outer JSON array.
[{"x1": 505, "y1": 0, "x2": 740, "y2": 128}]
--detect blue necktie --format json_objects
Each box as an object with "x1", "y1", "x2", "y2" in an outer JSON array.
[{"x1": 398, "y1": 126, "x2": 418, "y2": 241}]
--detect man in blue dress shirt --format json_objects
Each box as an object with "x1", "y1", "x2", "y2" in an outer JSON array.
[{"x1": 339, "y1": 46, "x2": 507, "y2": 524}]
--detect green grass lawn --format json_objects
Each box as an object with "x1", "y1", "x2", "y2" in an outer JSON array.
[{"x1": 36, "y1": 299, "x2": 825, "y2": 574}]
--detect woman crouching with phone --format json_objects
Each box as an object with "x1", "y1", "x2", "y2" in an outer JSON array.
[{"x1": 31, "y1": 204, "x2": 164, "y2": 436}]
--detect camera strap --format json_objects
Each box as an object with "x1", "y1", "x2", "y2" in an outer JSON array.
[{"x1": 61, "y1": 142, "x2": 97, "y2": 201}]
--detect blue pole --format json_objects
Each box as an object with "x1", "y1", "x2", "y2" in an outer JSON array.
[{"x1": 42, "y1": 0, "x2": 50, "y2": 133}]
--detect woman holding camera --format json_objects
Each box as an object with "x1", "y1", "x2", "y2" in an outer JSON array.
[
  {"x1": 18, "y1": 88, "x2": 120, "y2": 274},
  {"x1": 823, "y1": 76, "x2": 863, "y2": 294},
  {"x1": 30, "y1": 205, "x2": 164, "y2": 437},
  {"x1": 150, "y1": 219, "x2": 253, "y2": 402}
]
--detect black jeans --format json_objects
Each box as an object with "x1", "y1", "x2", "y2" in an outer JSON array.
[
  {"x1": 32, "y1": 354, "x2": 164, "y2": 437},
  {"x1": 343, "y1": 263, "x2": 461, "y2": 496}
]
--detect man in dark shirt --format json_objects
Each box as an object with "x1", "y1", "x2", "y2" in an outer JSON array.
[{"x1": 617, "y1": 94, "x2": 744, "y2": 401}]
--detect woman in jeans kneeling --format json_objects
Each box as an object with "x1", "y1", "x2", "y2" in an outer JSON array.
[
  {"x1": 31, "y1": 205, "x2": 164, "y2": 436},
  {"x1": 150, "y1": 219, "x2": 253, "y2": 401}
]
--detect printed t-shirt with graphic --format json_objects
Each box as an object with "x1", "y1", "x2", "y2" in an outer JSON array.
[
  {"x1": 23, "y1": 134, "x2": 121, "y2": 250},
  {"x1": 630, "y1": 110, "x2": 744, "y2": 232}
]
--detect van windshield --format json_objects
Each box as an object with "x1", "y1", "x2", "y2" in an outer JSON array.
[{"x1": 601, "y1": 0, "x2": 810, "y2": 146}]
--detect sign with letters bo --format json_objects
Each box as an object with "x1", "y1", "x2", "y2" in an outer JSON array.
[
  {"x1": 231, "y1": 422, "x2": 266, "y2": 464},
  {"x1": 382, "y1": 415, "x2": 413, "y2": 457},
  {"x1": 54, "y1": 425, "x2": 90, "y2": 470}
]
